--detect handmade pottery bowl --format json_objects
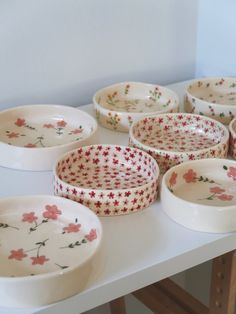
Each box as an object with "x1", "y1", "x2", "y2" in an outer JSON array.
[
  {"x1": 93, "y1": 82, "x2": 179, "y2": 132},
  {"x1": 229, "y1": 117, "x2": 236, "y2": 159},
  {"x1": 161, "y1": 158, "x2": 236, "y2": 233},
  {"x1": 54, "y1": 145, "x2": 159, "y2": 216},
  {"x1": 0, "y1": 104, "x2": 98, "y2": 171},
  {"x1": 184, "y1": 77, "x2": 236, "y2": 124},
  {"x1": 129, "y1": 113, "x2": 229, "y2": 174},
  {"x1": 0, "y1": 195, "x2": 102, "y2": 308}
]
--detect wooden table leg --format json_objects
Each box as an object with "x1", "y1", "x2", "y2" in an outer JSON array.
[
  {"x1": 109, "y1": 296, "x2": 126, "y2": 314},
  {"x1": 209, "y1": 250, "x2": 236, "y2": 314}
]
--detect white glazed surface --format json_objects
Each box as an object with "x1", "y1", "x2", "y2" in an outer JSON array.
[
  {"x1": 229, "y1": 117, "x2": 236, "y2": 159},
  {"x1": 184, "y1": 77, "x2": 236, "y2": 124},
  {"x1": 0, "y1": 195, "x2": 102, "y2": 308},
  {"x1": 0, "y1": 104, "x2": 98, "y2": 171},
  {"x1": 161, "y1": 158, "x2": 236, "y2": 233},
  {"x1": 93, "y1": 82, "x2": 179, "y2": 132}
]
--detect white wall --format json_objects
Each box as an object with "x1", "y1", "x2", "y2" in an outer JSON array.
[{"x1": 0, "y1": 0, "x2": 198, "y2": 110}]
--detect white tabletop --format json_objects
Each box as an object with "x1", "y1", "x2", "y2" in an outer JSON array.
[{"x1": 1, "y1": 80, "x2": 236, "y2": 314}]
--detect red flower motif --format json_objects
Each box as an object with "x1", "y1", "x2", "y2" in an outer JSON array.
[
  {"x1": 43, "y1": 123, "x2": 54, "y2": 128},
  {"x1": 24, "y1": 143, "x2": 36, "y2": 148},
  {"x1": 31, "y1": 255, "x2": 49, "y2": 265},
  {"x1": 8, "y1": 249, "x2": 27, "y2": 261},
  {"x1": 15, "y1": 118, "x2": 26, "y2": 127},
  {"x1": 22, "y1": 212, "x2": 38, "y2": 223},
  {"x1": 209, "y1": 187, "x2": 225, "y2": 194},
  {"x1": 71, "y1": 128, "x2": 83, "y2": 134},
  {"x1": 183, "y1": 169, "x2": 197, "y2": 183},
  {"x1": 57, "y1": 120, "x2": 67, "y2": 127},
  {"x1": 63, "y1": 223, "x2": 81, "y2": 233},
  {"x1": 227, "y1": 167, "x2": 236, "y2": 181},
  {"x1": 85, "y1": 229, "x2": 97, "y2": 241},
  {"x1": 169, "y1": 172, "x2": 177, "y2": 187},
  {"x1": 43, "y1": 204, "x2": 62, "y2": 220},
  {"x1": 217, "y1": 194, "x2": 234, "y2": 201},
  {"x1": 7, "y1": 132, "x2": 19, "y2": 139}
]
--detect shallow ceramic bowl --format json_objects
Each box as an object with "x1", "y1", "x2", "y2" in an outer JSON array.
[
  {"x1": 129, "y1": 113, "x2": 229, "y2": 174},
  {"x1": 229, "y1": 117, "x2": 236, "y2": 159},
  {"x1": 185, "y1": 77, "x2": 236, "y2": 124},
  {"x1": 54, "y1": 145, "x2": 159, "y2": 216},
  {"x1": 0, "y1": 104, "x2": 98, "y2": 171},
  {"x1": 161, "y1": 158, "x2": 236, "y2": 233},
  {"x1": 93, "y1": 82, "x2": 179, "y2": 132},
  {"x1": 0, "y1": 195, "x2": 102, "y2": 308}
]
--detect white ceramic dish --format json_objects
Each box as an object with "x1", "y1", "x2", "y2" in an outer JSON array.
[
  {"x1": 185, "y1": 77, "x2": 236, "y2": 124},
  {"x1": 0, "y1": 104, "x2": 98, "y2": 171},
  {"x1": 229, "y1": 117, "x2": 236, "y2": 159},
  {"x1": 93, "y1": 82, "x2": 179, "y2": 132},
  {"x1": 129, "y1": 113, "x2": 229, "y2": 173},
  {"x1": 54, "y1": 145, "x2": 159, "y2": 216},
  {"x1": 161, "y1": 158, "x2": 236, "y2": 233},
  {"x1": 0, "y1": 195, "x2": 102, "y2": 308}
]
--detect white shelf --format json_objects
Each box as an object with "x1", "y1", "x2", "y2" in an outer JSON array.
[{"x1": 1, "y1": 80, "x2": 236, "y2": 314}]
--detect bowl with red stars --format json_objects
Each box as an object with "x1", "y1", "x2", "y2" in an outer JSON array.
[
  {"x1": 0, "y1": 195, "x2": 102, "y2": 307},
  {"x1": 53, "y1": 145, "x2": 160, "y2": 216},
  {"x1": 0, "y1": 104, "x2": 98, "y2": 171},
  {"x1": 229, "y1": 117, "x2": 236, "y2": 159},
  {"x1": 161, "y1": 158, "x2": 236, "y2": 232},
  {"x1": 129, "y1": 113, "x2": 229, "y2": 174}
]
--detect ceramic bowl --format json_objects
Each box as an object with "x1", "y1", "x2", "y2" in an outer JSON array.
[
  {"x1": 229, "y1": 117, "x2": 236, "y2": 159},
  {"x1": 54, "y1": 145, "x2": 159, "y2": 216},
  {"x1": 0, "y1": 104, "x2": 98, "y2": 171},
  {"x1": 184, "y1": 77, "x2": 236, "y2": 124},
  {"x1": 161, "y1": 158, "x2": 236, "y2": 233},
  {"x1": 93, "y1": 82, "x2": 179, "y2": 132},
  {"x1": 129, "y1": 113, "x2": 229, "y2": 174},
  {"x1": 0, "y1": 195, "x2": 102, "y2": 308}
]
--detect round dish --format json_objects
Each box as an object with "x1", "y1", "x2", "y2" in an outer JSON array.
[
  {"x1": 184, "y1": 77, "x2": 236, "y2": 124},
  {"x1": 129, "y1": 113, "x2": 229, "y2": 174},
  {"x1": 0, "y1": 104, "x2": 98, "y2": 171},
  {"x1": 93, "y1": 82, "x2": 179, "y2": 132},
  {"x1": 0, "y1": 195, "x2": 102, "y2": 308},
  {"x1": 54, "y1": 145, "x2": 159, "y2": 216},
  {"x1": 161, "y1": 158, "x2": 236, "y2": 233},
  {"x1": 229, "y1": 117, "x2": 236, "y2": 159}
]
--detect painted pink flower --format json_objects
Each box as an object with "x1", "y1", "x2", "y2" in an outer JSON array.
[
  {"x1": 8, "y1": 249, "x2": 27, "y2": 261},
  {"x1": 169, "y1": 171, "x2": 177, "y2": 187},
  {"x1": 183, "y1": 169, "x2": 197, "y2": 183},
  {"x1": 15, "y1": 118, "x2": 26, "y2": 127},
  {"x1": 85, "y1": 229, "x2": 97, "y2": 242},
  {"x1": 43, "y1": 123, "x2": 54, "y2": 128},
  {"x1": 63, "y1": 223, "x2": 81, "y2": 233},
  {"x1": 22, "y1": 212, "x2": 38, "y2": 223},
  {"x1": 209, "y1": 187, "x2": 225, "y2": 194},
  {"x1": 71, "y1": 128, "x2": 83, "y2": 134},
  {"x1": 217, "y1": 194, "x2": 234, "y2": 201},
  {"x1": 7, "y1": 132, "x2": 19, "y2": 139},
  {"x1": 43, "y1": 204, "x2": 62, "y2": 220},
  {"x1": 31, "y1": 255, "x2": 49, "y2": 265},
  {"x1": 227, "y1": 167, "x2": 236, "y2": 181},
  {"x1": 24, "y1": 143, "x2": 36, "y2": 148},
  {"x1": 57, "y1": 120, "x2": 67, "y2": 128}
]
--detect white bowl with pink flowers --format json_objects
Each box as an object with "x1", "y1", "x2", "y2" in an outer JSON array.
[
  {"x1": 0, "y1": 104, "x2": 98, "y2": 171},
  {"x1": 229, "y1": 117, "x2": 236, "y2": 159},
  {"x1": 161, "y1": 158, "x2": 236, "y2": 233},
  {"x1": 93, "y1": 82, "x2": 179, "y2": 132},
  {"x1": 53, "y1": 145, "x2": 159, "y2": 216},
  {"x1": 129, "y1": 113, "x2": 229, "y2": 174},
  {"x1": 0, "y1": 195, "x2": 102, "y2": 308}
]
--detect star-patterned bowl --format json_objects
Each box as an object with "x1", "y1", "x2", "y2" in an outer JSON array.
[
  {"x1": 129, "y1": 113, "x2": 229, "y2": 174},
  {"x1": 229, "y1": 117, "x2": 236, "y2": 159},
  {"x1": 53, "y1": 145, "x2": 160, "y2": 216},
  {"x1": 161, "y1": 158, "x2": 236, "y2": 232}
]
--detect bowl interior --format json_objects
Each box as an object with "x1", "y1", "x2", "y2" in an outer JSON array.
[
  {"x1": 56, "y1": 145, "x2": 159, "y2": 190},
  {"x1": 0, "y1": 196, "x2": 101, "y2": 277},
  {"x1": 165, "y1": 160, "x2": 236, "y2": 207},
  {"x1": 187, "y1": 78, "x2": 236, "y2": 106},
  {"x1": 95, "y1": 82, "x2": 178, "y2": 113},
  {"x1": 131, "y1": 114, "x2": 226, "y2": 152},
  {"x1": 0, "y1": 105, "x2": 96, "y2": 148}
]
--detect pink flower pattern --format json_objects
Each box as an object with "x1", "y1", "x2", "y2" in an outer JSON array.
[
  {"x1": 8, "y1": 249, "x2": 27, "y2": 261},
  {"x1": 22, "y1": 212, "x2": 38, "y2": 223},
  {"x1": 63, "y1": 223, "x2": 81, "y2": 233},
  {"x1": 43, "y1": 205, "x2": 62, "y2": 220},
  {"x1": 31, "y1": 255, "x2": 49, "y2": 265},
  {"x1": 183, "y1": 169, "x2": 197, "y2": 183},
  {"x1": 85, "y1": 229, "x2": 97, "y2": 242}
]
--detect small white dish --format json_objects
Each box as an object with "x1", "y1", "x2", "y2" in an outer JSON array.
[
  {"x1": 0, "y1": 195, "x2": 102, "y2": 308},
  {"x1": 93, "y1": 82, "x2": 179, "y2": 132},
  {"x1": 229, "y1": 117, "x2": 236, "y2": 159},
  {"x1": 185, "y1": 77, "x2": 236, "y2": 124},
  {"x1": 161, "y1": 158, "x2": 236, "y2": 233},
  {"x1": 0, "y1": 104, "x2": 98, "y2": 171}
]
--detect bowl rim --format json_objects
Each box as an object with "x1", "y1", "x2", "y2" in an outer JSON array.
[
  {"x1": 229, "y1": 117, "x2": 236, "y2": 136},
  {"x1": 129, "y1": 113, "x2": 229, "y2": 156},
  {"x1": 0, "y1": 104, "x2": 98, "y2": 151},
  {"x1": 0, "y1": 194, "x2": 103, "y2": 283}
]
